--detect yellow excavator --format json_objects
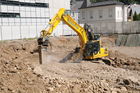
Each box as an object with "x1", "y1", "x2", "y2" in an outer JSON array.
[{"x1": 38, "y1": 8, "x2": 108, "y2": 63}]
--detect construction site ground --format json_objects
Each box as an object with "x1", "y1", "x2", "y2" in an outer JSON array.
[{"x1": 0, "y1": 36, "x2": 140, "y2": 93}]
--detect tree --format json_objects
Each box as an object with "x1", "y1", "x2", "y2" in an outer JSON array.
[
  {"x1": 133, "y1": 11, "x2": 140, "y2": 21},
  {"x1": 135, "y1": 0, "x2": 140, "y2": 4},
  {"x1": 138, "y1": 13, "x2": 140, "y2": 20},
  {"x1": 90, "y1": 0, "x2": 97, "y2": 3}
]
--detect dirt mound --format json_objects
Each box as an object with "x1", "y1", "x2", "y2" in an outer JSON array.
[
  {"x1": 0, "y1": 59, "x2": 112, "y2": 93},
  {"x1": 0, "y1": 40, "x2": 37, "y2": 61},
  {"x1": 107, "y1": 50, "x2": 140, "y2": 71},
  {"x1": 0, "y1": 36, "x2": 140, "y2": 93}
]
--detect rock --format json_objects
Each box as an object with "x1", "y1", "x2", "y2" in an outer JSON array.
[
  {"x1": 123, "y1": 79, "x2": 130, "y2": 85},
  {"x1": 8, "y1": 88, "x2": 12, "y2": 91},
  {"x1": 9, "y1": 69, "x2": 17, "y2": 73},
  {"x1": 33, "y1": 66, "x2": 43, "y2": 76},
  {"x1": 46, "y1": 87, "x2": 54, "y2": 91},
  {"x1": 112, "y1": 91, "x2": 117, "y2": 93},
  {"x1": 127, "y1": 76, "x2": 139, "y2": 83},
  {"x1": 111, "y1": 88, "x2": 121, "y2": 93},
  {"x1": 120, "y1": 87, "x2": 127, "y2": 91}
]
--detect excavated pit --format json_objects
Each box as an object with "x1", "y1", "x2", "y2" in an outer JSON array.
[{"x1": 0, "y1": 36, "x2": 140, "y2": 93}]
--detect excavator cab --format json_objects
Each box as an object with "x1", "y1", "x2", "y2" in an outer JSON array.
[
  {"x1": 83, "y1": 23, "x2": 101, "y2": 58},
  {"x1": 84, "y1": 23, "x2": 100, "y2": 41}
]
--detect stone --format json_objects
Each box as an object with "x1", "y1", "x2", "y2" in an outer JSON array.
[
  {"x1": 46, "y1": 87, "x2": 54, "y2": 91},
  {"x1": 120, "y1": 87, "x2": 127, "y2": 91}
]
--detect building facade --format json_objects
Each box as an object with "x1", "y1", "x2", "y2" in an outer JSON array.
[
  {"x1": 0, "y1": 0, "x2": 72, "y2": 41},
  {"x1": 78, "y1": 0, "x2": 134, "y2": 34},
  {"x1": 79, "y1": 0, "x2": 129, "y2": 23}
]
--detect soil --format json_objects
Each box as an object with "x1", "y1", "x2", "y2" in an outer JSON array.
[{"x1": 0, "y1": 36, "x2": 140, "y2": 93}]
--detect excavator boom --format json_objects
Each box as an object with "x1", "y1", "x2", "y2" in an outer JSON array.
[
  {"x1": 40, "y1": 8, "x2": 88, "y2": 48},
  {"x1": 41, "y1": 8, "x2": 65, "y2": 36}
]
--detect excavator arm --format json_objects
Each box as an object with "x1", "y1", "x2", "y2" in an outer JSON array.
[
  {"x1": 39, "y1": 8, "x2": 88, "y2": 48},
  {"x1": 40, "y1": 8, "x2": 65, "y2": 37},
  {"x1": 38, "y1": 8, "x2": 108, "y2": 61},
  {"x1": 62, "y1": 12, "x2": 88, "y2": 48}
]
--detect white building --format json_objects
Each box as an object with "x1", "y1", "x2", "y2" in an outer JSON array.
[
  {"x1": 78, "y1": 0, "x2": 137, "y2": 34},
  {"x1": 0, "y1": 0, "x2": 72, "y2": 40},
  {"x1": 79, "y1": 0, "x2": 129, "y2": 23},
  {"x1": 131, "y1": 5, "x2": 140, "y2": 14},
  {"x1": 49, "y1": 0, "x2": 75, "y2": 36}
]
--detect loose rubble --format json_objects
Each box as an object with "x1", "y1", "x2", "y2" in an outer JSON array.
[{"x1": 0, "y1": 36, "x2": 140, "y2": 93}]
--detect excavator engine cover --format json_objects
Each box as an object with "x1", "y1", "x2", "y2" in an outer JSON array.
[{"x1": 83, "y1": 41, "x2": 100, "y2": 57}]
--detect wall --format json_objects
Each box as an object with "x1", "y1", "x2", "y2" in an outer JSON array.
[
  {"x1": 79, "y1": 5, "x2": 128, "y2": 24},
  {"x1": 0, "y1": 0, "x2": 49, "y2": 40},
  {"x1": 0, "y1": 0, "x2": 76, "y2": 41},
  {"x1": 48, "y1": 0, "x2": 76, "y2": 36},
  {"x1": 49, "y1": 0, "x2": 70, "y2": 18},
  {"x1": 80, "y1": 5, "x2": 117, "y2": 23},
  {"x1": 89, "y1": 21, "x2": 140, "y2": 34}
]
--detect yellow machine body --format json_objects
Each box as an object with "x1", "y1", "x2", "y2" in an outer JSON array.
[{"x1": 39, "y1": 8, "x2": 108, "y2": 60}]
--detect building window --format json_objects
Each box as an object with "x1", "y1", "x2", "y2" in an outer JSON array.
[
  {"x1": 108, "y1": 8, "x2": 113, "y2": 17},
  {"x1": 82, "y1": 11, "x2": 85, "y2": 19},
  {"x1": 0, "y1": 0, "x2": 49, "y2": 8},
  {"x1": 0, "y1": 12, "x2": 20, "y2": 18},
  {"x1": 120, "y1": 10, "x2": 122, "y2": 18},
  {"x1": 118, "y1": 11, "x2": 120, "y2": 18},
  {"x1": 99, "y1": 9, "x2": 103, "y2": 18},
  {"x1": 89, "y1": 11, "x2": 93, "y2": 19}
]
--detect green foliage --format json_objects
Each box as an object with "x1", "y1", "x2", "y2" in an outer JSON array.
[
  {"x1": 119, "y1": 0, "x2": 136, "y2": 4},
  {"x1": 133, "y1": 11, "x2": 138, "y2": 20},
  {"x1": 135, "y1": 0, "x2": 140, "y2": 4},
  {"x1": 133, "y1": 11, "x2": 140, "y2": 21},
  {"x1": 138, "y1": 14, "x2": 140, "y2": 20}
]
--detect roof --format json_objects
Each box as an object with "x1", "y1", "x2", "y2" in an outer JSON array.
[{"x1": 80, "y1": 0, "x2": 124, "y2": 9}]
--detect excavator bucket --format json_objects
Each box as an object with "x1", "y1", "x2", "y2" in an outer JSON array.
[{"x1": 38, "y1": 37, "x2": 52, "y2": 64}]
